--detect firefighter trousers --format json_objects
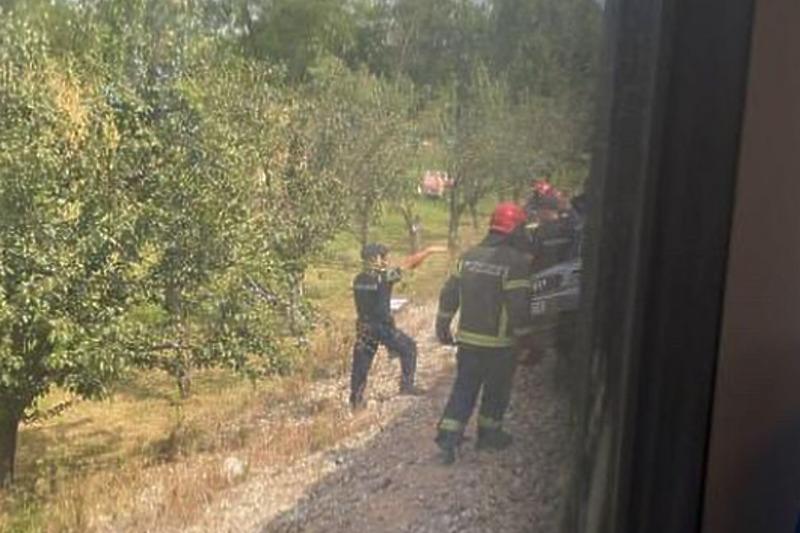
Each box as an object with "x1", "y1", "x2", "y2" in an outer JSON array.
[
  {"x1": 436, "y1": 345, "x2": 517, "y2": 446},
  {"x1": 350, "y1": 321, "x2": 417, "y2": 406}
]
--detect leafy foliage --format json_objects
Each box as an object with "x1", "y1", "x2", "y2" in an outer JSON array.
[
  {"x1": 0, "y1": 0, "x2": 602, "y2": 486},
  {"x1": 305, "y1": 58, "x2": 419, "y2": 244},
  {"x1": 0, "y1": 12, "x2": 141, "y2": 484}
]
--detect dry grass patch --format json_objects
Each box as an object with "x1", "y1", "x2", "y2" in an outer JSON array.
[
  {"x1": 0, "y1": 316, "x2": 361, "y2": 533},
  {"x1": 1, "y1": 201, "x2": 489, "y2": 533}
]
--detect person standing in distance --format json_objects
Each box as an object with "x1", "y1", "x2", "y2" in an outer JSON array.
[
  {"x1": 350, "y1": 242, "x2": 445, "y2": 411},
  {"x1": 434, "y1": 203, "x2": 534, "y2": 464}
]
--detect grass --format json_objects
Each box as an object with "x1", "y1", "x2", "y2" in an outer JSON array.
[
  {"x1": 306, "y1": 197, "x2": 488, "y2": 320},
  {"x1": 0, "y1": 196, "x2": 496, "y2": 533}
]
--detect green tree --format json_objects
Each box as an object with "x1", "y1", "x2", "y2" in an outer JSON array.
[
  {"x1": 0, "y1": 16, "x2": 142, "y2": 485},
  {"x1": 499, "y1": 93, "x2": 583, "y2": 202},
  {"x1": 239, "y1": 0, "x2": 358, "y2": 83},
  {"x1": 194, "y1": 53, "x2": 353, "y2": 336},
  {"x1": 432, "y1": 66, "x2": 511, "y2": 247},
  {"x1": 90, "y1": 2, "x2": 299, "y2": 397},
  {"x1": 388, "y1": 0, "x2": 491, "y2": 91},
  {"x1": 490, "y1": 0, "x2": 602, "y2": 98},
  {"x1": 490, "y1": 0, "x2": 602, "y2": 158},
  {"x1": 307, "y1": 59, "x2": 419, "y2": 245}
]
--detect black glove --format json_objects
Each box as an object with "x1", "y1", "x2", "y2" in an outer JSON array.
[
  {"x1": 436, "y1": 318, "x2": 456, "y2": 346},
  {"x1": 386, "y1": 267, "x2": 402, "y2": 283}
]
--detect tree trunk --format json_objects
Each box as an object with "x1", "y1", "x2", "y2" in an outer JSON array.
[
  {"x1": 399, "y1": 205, "x2": 421, "y2": 253},
  {"x1": 165, "y1": 282, "x2": 191, "y2": 400},
  {"x1": 176, "y1": 358, "x2": 192, "y2": 400},
  {"x1": 0, "y1": 402, "x2": 22, "y2": 487},
  {"x1": 411, "y1": 219, "x2": 422, "y2": 253},
  {"x1": 359, "y1": 212, "x2": 371, "y2": 246},
  {"x1": 468, "y1": 201, "x2": 480, "y2": 230},
  {"x1": 447, "y1": 179, "x2": 465, "y2": 250},
  {"x1": 288, "y1": 271, "x2": 306, "y2": 336}
]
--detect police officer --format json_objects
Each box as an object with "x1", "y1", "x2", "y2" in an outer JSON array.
[
  {"x1": 434, "y1": 203, "x2": 534, "y2": 464},
  {"x1": 350, "y1": 243, "x2": 423, "y2": 411}
]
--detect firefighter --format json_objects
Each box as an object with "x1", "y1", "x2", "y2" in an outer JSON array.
[
  {"x1": 528, "y1": 193, "x2": 580, "y2": 273},
  {"x1": 434, "y1": 202, "x2": 534, "y2": 464},
  {"x1": 350, "y1": 242, "x2": 444, "y2": 411}
]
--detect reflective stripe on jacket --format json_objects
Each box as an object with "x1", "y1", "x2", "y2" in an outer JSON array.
[
  {"x1": 437, "y1": 235, "x2": 533, "y2": 348},
  {"x1": 353, "y1": 267, "x2": 402, "y2": 324}
]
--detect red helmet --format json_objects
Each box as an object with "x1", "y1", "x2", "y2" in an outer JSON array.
[
  {"x1": 533, "y1": 179, "x2": 553, "y2": 195},
  {"x1": 489, "y1": 202, "x2": 527, "y2": 235}
]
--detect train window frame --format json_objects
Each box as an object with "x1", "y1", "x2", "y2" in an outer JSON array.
[{"x1": 562, "y1": 0, "x2": 756, "y2": 531}]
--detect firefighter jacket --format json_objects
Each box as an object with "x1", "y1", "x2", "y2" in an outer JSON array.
[
  {"x1": 353, "y1": 267, "x2": 402, "y2": 325},
  {"x1": 529, "y1": 213, "x2": 580, "y2": 273},
  {"x1": 437, "y1": 234, "x2": 533, "y2": 348}
]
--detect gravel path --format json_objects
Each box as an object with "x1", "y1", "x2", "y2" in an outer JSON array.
[{"x1": 180, "y1": 304, "x2": 571, "y2": 533}]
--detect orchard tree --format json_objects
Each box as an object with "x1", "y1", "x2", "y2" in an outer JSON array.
[
  {"x1": 434, "y1": 66, "x2": 511, "y2": 248},
  {"x1": 196, "y1": 53, "x2": 352, "y2": 335},
  {"x1": 238, "y1": 0, "x2": 358, "y2": 83},
  {"x1": 489, "y1": 0, "x2": 602, "y2": 157},
  {"x1": 387, "y1": 0, "x2": 491, "y2": 90},
  {"x1": 490, "y1": 0, "x2": 602, "y2": 99},
  {"x1": 500, "y1": 94, "x2": 580, "y2": 202},
  {"x1": 344, "y1": 75, "x2": 419, "y2": 245},
  {"x1": 116, "y1": 82, "x2": 270, "y2": 398},
  {"x1": 310, "y1": 59, "x2": 420, "y2": 245},
  {"x1": 75, "y1": 0, "x2": 301, "y2": 397},
  {"x1": 0, "y1": 18, "x2": 142, "y2": 485}
]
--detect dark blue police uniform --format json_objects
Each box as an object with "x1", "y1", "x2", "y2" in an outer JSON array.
[{"x1": 350, "y1": 266, "x2": 417, "y2": 408}]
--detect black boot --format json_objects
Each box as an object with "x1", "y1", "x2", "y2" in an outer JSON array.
[
  {"x1": 476, "y1": 427, "x2": 514, "y2": 451},
  {"x1": 435, "y1": 431, "x2": 461, "y2": 465},
  {"x1": 440, "y1": 445, "x2": 456, "y2": 465},
  {"x1": 350, "y1": 394, "x2": 367, "y2": 412}
]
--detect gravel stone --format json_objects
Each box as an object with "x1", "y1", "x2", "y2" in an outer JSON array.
[{"x1": 170, "y1": 303, "x2": 571, "y2": 533}]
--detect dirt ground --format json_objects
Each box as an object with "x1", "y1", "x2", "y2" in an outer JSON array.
[{"x1": 177, "y1": 304, "x2": 572, "y2": 533}]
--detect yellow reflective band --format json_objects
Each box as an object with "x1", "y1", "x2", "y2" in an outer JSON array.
[
  {"x1": 456, "y1": 330, "x2": 515, "y2": 348},
  {"x1": 438, "y1": 418, "x2": 462, "y2": 432},
  {"x1": 504, "y1": 279, "x2": 531, "y2": 291},
  {"x1": 477, "y1": 416, "x2": 502, "y2": 429}
]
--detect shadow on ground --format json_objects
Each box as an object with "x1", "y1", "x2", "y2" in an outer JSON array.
[
  {"x1": 16, "y1": 419, "x2": 126, "y2": 487},
  {"x1": 257, "y1": 355, "x2": 571, "y2": 533}
]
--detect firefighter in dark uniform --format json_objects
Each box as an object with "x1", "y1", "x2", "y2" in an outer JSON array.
[
  {"x1": 434, "y1": 203, "x2": 534, "y2": 464},
  {"x1": 525, "y1": 191, "x2": 585, "y2": 368},
  {"x1": 350, "y1": 243, "x2": 423, "y2": 410},
  {"x1": 528, "y1": 193, "x2": 579, "y2": 273}
]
